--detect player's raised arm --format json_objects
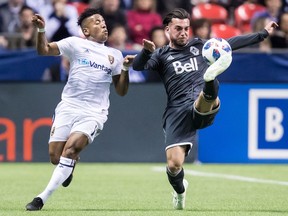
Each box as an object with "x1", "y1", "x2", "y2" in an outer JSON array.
[
  {"x1": 31, "y1": 14, "x2": 60, "y2": 56},
  {"x1": 132, "y1": 39, "x2": 156, "y2": 71},
  {"x1": 113, "y1": 54, "x2": 135, "y2": 96},
  {"x1": 227, "y1": 21, "x2": 278, "y2": 51}
]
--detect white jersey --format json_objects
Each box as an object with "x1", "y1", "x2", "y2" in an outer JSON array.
[{"x1": 56, "y1": 36, "x2": 123, "y2": 115}]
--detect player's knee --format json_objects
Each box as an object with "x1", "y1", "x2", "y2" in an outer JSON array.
[
  {"x1": 49, "y1": 154, "x2": 60, "y2": 165},
  {"x1": 167, "y1": 161, "x2": 182, "y2": 173},
  {"x1": 193, "y1": 107, "x2": 218, "y2": 129},
  {"x1": 62, "y1": 147, "x2": 79, "y2": 159},
  {"x1": 49, "y1": 146, "x2": 62, "y2": 165}
]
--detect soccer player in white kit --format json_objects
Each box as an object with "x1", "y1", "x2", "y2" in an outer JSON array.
[{"x1": 26, "y1": 8, "x2": 135, "y2": 211}]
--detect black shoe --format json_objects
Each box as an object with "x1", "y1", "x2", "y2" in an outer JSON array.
[
  {"x1": 26, "y1": 197, "x2": 44, "y2": 211},
  {"x1": 62, "y1": 157, "x2": 79, "y2": 187},
  {"x1": 62, "y1": 173, "x2": 73, "y2": 187}
]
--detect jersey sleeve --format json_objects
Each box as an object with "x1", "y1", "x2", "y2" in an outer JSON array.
[
  {"x1": 111, "y1": 48, "x2": 124, "y2": 76},
  {"x1": 227, "y1": 30, "x2": 269, "y2": 51},
  {"x1": 55, "y1": 37, "x2": 75, "y2": 58},
  {"x1": 132, "y1": 49, "x2": 160, "y2": 72},
  {"x1": 147, "y1": 51, "x2": 161, "y2": 72}
]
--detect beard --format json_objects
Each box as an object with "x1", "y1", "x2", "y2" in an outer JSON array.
[{"x1": 171, "y1": 37, "x2": 188, "y2": 48}]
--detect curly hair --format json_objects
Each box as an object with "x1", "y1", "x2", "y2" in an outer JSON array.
[{"x1": 77, "y1": 8, "x2": 102, "y2": 27}]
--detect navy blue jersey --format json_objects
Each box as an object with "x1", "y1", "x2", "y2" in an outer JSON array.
[
  {"x1": 132, "y1": 30, "x2": 269, "y2": 147},
  {"x1": 147, "y1": 39, "x2": 207, "y2": 106},
  {"x1": 133, "y1": 30, "x2": 269, "y2": 107}
]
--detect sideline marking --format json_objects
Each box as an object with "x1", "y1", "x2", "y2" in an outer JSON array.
[{"x1": 152, "y1": 166, "x2": 288, "y2": 186}]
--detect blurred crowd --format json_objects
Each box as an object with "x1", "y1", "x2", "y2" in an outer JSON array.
[
  {"x1": 0, "y1": 0, "x2": 288, "y2": 81},
  {"x1": 1, "y1": 0, "x2": 288, "y2": 51}
]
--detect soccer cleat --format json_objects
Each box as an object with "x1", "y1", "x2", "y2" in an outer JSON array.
[
  {"x1": 172, "y1": 179, "x2": 189, "y2": 210},
  {"x1": 203, "y1": 54, "x2": 232, "y2": 82},
  {"x1": 25, "y1": 197, "x2": 44, "y2": 211},
  {"x1": 62, "y1": 173, "x2": 73, "y2": 187},
  {"x1": 62, "y1": 157, "x2": 79, "y2": 187}
]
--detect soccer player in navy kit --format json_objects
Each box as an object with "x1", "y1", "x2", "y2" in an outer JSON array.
[{"x1": 133, "y1": 8, "x2": 278, "y2": 210}]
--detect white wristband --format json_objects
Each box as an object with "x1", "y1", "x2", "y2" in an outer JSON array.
[
  {"x1": 122, "y1": 65, "x2": 129, "y2": 71},
  {"x1": 37, "y1": 28, "x2": 45, "y2": 33}
]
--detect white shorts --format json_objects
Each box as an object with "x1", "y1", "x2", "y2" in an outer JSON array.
[{"x1": 49, "y1": 101, "x2": 108, "y2": 144}]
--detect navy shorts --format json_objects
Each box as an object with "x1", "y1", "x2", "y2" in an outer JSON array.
[{"x1": 163, "y1": 101, "x2": 219, "y2": 155}]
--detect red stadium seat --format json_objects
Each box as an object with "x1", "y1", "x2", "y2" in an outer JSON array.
[
  {"x1": 234, "y1": 3, "x2": 266, "y2": 33},
  {"x1": 211, "y1": 24, "x2": 241, "y2": 39},
  {"x1": 192, "y1": 3, "x2": 228, "y2": 24},
  {"x1": 69, "y1": 2, "x2": 89, "y2": 15}
]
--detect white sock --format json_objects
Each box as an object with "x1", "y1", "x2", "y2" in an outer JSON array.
[{"x1": 37, "y1": 156, "x2": 75, "y2": 203}]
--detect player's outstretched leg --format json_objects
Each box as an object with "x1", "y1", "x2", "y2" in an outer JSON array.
[
  {"x1": 172, "y1": 179, "x2": 189, "y2": 210},
  {"x1": 203, "y1": 54, "x2": 232, "y2": 82},
  {"x1": 25, "y1": 156, "x2": 75, "y2": 211}
]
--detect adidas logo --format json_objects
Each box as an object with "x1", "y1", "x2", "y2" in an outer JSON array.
[
  {"x1": 167, "y1": 55, "x2": 174, "y2": 61},
  {"x1": 84, "y1": 49, "x2": 90, "y2": 53}
]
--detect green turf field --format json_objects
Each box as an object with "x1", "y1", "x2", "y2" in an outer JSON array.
[{"x1": 1, "y1": 163, "x2": 288, "y2": 216}]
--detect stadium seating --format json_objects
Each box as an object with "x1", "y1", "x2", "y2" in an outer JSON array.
[
  {"x1": 234, "y1": 3, "x2": 266, "y2": 33},
  {"x1": 211, "y1": 24, "x2": 241, "y2": 38},
  {"x1": 192, "y1": 3, "x2": 228, "y2": 24},
  {"x1": 69, "y1": 2, "x2": 89, "y2": 15}
]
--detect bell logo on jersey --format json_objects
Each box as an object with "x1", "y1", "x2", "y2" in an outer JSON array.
[{"x1": 172, "y1": 57, "x2": 198, "y2": 74}]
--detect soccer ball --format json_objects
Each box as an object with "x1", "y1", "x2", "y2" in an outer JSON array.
[{"x1": 202, "y1": 38, "x2": 232, "y2": 65}]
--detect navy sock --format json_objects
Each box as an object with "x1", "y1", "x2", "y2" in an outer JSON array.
[
  {"x1": 166, "y1": 167, "x2": 185, "y2": 194},
  {"x1": 203, "y1": 79, "x2": 219, "y2": 101}
]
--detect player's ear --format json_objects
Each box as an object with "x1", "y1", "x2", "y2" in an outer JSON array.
[
  {"x1": 82, "y1": 28, "x2": 89, "y2": 37},
  {"x1": 165, "y1": 26, "x2": 170, "y2": 40},
  {"x1": 165, "y1": 26, "x2": 170, "y2": 33}
]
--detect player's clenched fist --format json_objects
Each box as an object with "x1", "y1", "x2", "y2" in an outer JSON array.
[
  {"x1": 31, "y1": 14, "x2": 45, "y2": 29},
  {"x1": 123, "y1": 55, "x2": 136, "y2": 67}
]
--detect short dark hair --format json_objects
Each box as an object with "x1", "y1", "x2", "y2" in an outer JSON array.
[
  {"x1": 77, "y1": 8, "x2": 102, "y2": 26},
  {"x1": 162, "y1": 8, "x2": 191, "y2": 26}
]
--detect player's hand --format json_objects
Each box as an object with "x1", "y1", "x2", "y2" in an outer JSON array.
[
  {"x1": 31, "y1": 14, "x2": 45, "y2": 29},
  {"x1": 123, "y1": 54, "x2": 136, "y2": 67},
  {"x1": 142, "y1": 39, "x2": 156, "y2": 53},
  {"x1": 264, "y1": 21, "x2": 278, "y2": 35}
]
